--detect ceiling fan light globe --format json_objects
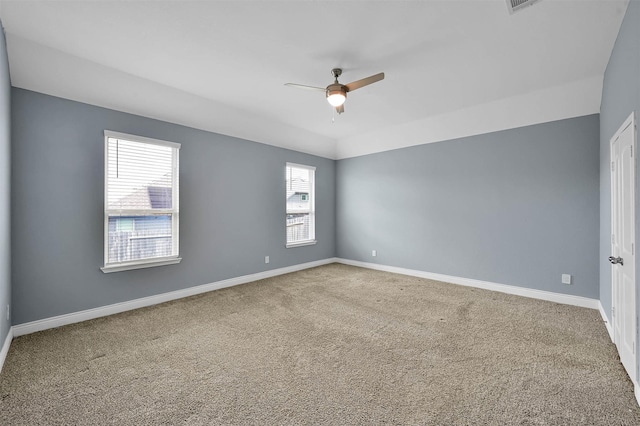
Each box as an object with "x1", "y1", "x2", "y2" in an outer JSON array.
[
  {"x1": 326, "y1": 84, "x2": 347, "y2": 107},
  {"x1": 327, "y1": 92, "x2": 346, "y2": 107}
]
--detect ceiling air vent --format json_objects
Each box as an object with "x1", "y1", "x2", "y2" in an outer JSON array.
[{"x1": 506, "y1": 0, "x2": 542, "y2": 14}]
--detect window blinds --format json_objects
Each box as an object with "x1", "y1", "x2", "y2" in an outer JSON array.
[
  {"x1": 106, "y1": 138, "x2": 174, "y2": 211},
  {"x1": 104, "y1": 132, "x2": 180, "y2": 267}
]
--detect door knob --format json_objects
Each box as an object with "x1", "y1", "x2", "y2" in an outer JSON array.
[{"x1": 608, "y1": 256, "x2": 624, "y2": 265}]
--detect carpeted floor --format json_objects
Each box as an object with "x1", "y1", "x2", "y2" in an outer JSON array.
[{"x1": 1, "y1": 263, "x2": 639, "y2": 425}]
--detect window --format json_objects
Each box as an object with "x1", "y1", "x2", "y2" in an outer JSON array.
[
  {"x1": 286, "y1": 163, "x2": 316, "y2": 247},
  {"x1": 102, "y1": 131, "x2": 181, "y2": 273}
]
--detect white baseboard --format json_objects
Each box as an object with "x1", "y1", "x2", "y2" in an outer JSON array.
[
  {"x1": 10, "y1": 258, "x2": 600, "y2": 337},
  {"x1": 6, "y1": 258, "x2": 637, "y2": 408},
  {"x1": 13, "y1": 258, "x2": 338, "y2": 337},
  {"x1": 0, "y1": 326, "x2": 13, "y2": 373},
  {"x1": 598, "y1": 301, "x2": 614, "y2": 342},
  {"x1": 336, "y1": 258, "x2": 600, "y2": 310}
]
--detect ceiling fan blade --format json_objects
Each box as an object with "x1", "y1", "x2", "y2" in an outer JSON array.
[
  {"x1": 336, "y1": 104, "x2": 344, "y2": 114},
  {"x1": 345, "y1": 72, "x2": 385, "y2": 92},
  {"x1": 284, "y1": 83, "x2": 325, "y2": 92}
]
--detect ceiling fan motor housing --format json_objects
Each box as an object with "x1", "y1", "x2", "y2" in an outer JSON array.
[{"x1": 326, "y1": 83, "x2": 347, "y2": 95}]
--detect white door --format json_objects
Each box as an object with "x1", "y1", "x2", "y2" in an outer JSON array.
[{"x1": 610, "y1": 111, "x2": 637, "y2": 382}]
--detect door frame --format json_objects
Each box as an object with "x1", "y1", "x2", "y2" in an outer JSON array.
[{"x1": 610, "y1": 110, "x2": 638, "y2": 384}]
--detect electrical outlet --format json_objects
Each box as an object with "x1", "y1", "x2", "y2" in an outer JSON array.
[
  {"x1": 265, "y1": 256, "x2": 269, "y2": 264},
  {"x1": 562, "y1": 274, "x2": 572, "y2": 285},
  {"x1": 372, "y1": 250, "x2": 377, "y2": 257}
]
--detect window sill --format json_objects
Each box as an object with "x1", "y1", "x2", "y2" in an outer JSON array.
[
  {"x1": 286, "y1": 240, "x2": 317, "y2": 249},
  {"x1": 101, "y1": 257, "x2": 182, "y2": 273}
]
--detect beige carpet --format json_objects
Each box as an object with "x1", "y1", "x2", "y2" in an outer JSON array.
[{"x1": 1, "y1": 263, "x2": 639, "y2": 425}]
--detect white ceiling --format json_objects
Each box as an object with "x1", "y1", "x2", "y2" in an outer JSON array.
[{"x1": 0, "y1": 0, "x2": 629, "y2": 159}]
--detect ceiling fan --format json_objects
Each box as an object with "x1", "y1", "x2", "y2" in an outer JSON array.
[{"x1": 285, "y1": 68, "x2": 384, "y2": 114}]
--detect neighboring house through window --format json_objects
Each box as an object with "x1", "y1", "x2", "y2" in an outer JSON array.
[
  {"x1": 286, "y1": 163, "x2": 316, "y2": 247},
  {"x1": 102, "y1": 131, "x2": 181, "y2": 272}
]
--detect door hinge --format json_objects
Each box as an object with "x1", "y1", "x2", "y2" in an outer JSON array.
[
  {"x1": 612, "y1": 306, "x2": 615, "y2": 317},
  {"x1": 611, "y1": 161, "x2": 615, "y2": 172},
  {"x1": 633, "y1": 243, "x2": 635, "y2": 256},
  {"x1": 631, "y1": 145, "x2": 633, "y2": 157},
  {"x1": 612, "y1": 234, "x2": 615, "y2": 244}
]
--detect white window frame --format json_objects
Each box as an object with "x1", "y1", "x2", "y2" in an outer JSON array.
[
  {"x1": 101, "y1": 130, "x2": 181, "y2": 273},
  {"x1": 286, "y1": 162, "x2": 316, "y2": 248}
]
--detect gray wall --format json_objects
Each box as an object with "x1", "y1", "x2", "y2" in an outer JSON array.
[
  {"x1": 337, "y1": 114, "x2": 600, "y2": 299},
  {"x1": 0, "y1": 25, "x2": 10, "y2": 345},
  {"x1": 11, "y1": 88, "x2": 335, "y2": 324},
  {"x1": 599, "y1": 0, "x2": 640, "y2": 380}
]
